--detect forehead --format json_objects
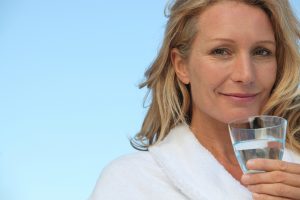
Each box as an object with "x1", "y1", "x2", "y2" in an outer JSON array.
[{"x1": 195, "y1": 1, "x2": 275, "y2": 41}]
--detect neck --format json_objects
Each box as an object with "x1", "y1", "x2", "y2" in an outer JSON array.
[
  {"x1": 190, "y1": 114, "x2": 237, "y2": 164},
  {"x1": 189, "y1": 111, "x2": 244, "y2": 182}
]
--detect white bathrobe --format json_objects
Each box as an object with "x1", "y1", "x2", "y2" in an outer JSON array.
[{"x1": 90, "y1": 124, "x2": 300, "y2": 200}]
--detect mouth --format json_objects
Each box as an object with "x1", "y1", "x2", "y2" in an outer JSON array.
[{"x1": 219, "y1": 92, "x2": 259, "y2": 103}]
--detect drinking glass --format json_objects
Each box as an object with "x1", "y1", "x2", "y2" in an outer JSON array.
[{"x1": 228, "y1": 115, "x2": 287, "y2": 174}]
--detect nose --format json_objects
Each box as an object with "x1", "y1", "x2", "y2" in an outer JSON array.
[{"x1": 230, "y1": 53, "x2": 255, "y2": 85}]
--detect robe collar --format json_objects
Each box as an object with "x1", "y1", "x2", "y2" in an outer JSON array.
[{"x1": 149, "y1": 124, "x2": 252, "y2": 200}]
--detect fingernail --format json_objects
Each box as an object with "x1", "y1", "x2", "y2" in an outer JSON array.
[{"x1": 247, "y1": 159, "x2": 255, "y2": 167}]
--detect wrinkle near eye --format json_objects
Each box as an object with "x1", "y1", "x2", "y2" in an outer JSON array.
[
  {"x1": 208, "y1": 47, "x2": 233, "y2": 60},
  {"x1": 214, "y1": 48, "x2": 227, "y2": 55},
  {"x1": 253, "y1": 48, "x2": 272, "y2": 56}
]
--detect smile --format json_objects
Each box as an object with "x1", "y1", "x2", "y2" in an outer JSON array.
[{"x1": 219, "y1": 92, "x2": 259, "y2": 103}]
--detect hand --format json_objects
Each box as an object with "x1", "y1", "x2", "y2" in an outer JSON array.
[{"x1": 241, "y1": 158, "x2": 300, "y2": 200}]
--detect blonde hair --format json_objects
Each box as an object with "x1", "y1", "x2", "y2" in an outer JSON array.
[{"x1": 131, "y1": 0, "x2": 300, "y2": 152}]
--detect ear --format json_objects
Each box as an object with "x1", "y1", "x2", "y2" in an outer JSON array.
[{"x1": 171, "y1": 48, "x2": 190, "y2": 84}]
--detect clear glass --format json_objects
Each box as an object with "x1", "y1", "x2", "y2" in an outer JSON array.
[{"x1": 228, "y1": 115, "x2": 287, "y2": 174}]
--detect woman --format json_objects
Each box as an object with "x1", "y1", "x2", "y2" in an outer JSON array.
[{"x1": 90, "y1": 0, "x2": 300, "y2": 199}]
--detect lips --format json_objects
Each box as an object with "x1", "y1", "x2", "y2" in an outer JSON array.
[
  {"x1": 221, "y1": 93, "x2": 258, "y2": 98},
  {"x1": 220, "y1": 92, "x2": 259, "y2": 103}
]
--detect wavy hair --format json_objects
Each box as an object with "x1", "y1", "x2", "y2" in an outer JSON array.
[{"x1": 131, "y1": 0, "x2": 300, "y2": 152}]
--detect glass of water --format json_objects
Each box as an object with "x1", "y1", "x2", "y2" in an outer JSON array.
[{"x1": 228, "y1": 115, "x2": 287, "y2": 174}]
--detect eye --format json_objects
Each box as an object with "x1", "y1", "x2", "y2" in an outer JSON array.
[
  {"x1": 211, "y1": 48, "x2": 231, "y2": 56},
  {"x1": 253, "y1": 47, "x2": 272, "y2": 56}
]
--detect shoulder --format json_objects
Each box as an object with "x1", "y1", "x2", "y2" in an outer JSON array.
[
  {"x1": 89, "y1": 151, "x2": 173, "y2": 200},
  {"x1": 101, "y1": 151, "x2": 159, "y2": 175}
]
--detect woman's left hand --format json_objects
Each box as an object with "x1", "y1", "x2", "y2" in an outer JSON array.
[{"x1": 241, "y1": 158, "x2": 300, "y2": 200}]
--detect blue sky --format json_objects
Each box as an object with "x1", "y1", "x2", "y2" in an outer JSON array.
[{"x1": 0, "y1": 1, "x2": 299, "y2": 200}]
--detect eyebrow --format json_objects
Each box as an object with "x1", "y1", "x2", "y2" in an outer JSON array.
[{"x1": 208, "y1": 38, "x2": 276, "y2": 45}]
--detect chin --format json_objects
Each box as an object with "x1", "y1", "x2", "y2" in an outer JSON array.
[{"x1": 221, "y1": 110, "x2": 260, "y2": 123}]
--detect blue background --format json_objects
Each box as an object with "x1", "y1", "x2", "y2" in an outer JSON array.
[{"x1": 0, "y1": 1, "x2": 299, "y2": 200}]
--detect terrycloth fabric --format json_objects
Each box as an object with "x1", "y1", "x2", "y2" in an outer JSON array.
[
  {"x1": 90, "y1": 124, "x2": 300, "y2": 200},
  {"x1": 149, "y1": 124, "x2": 252, "y2": 200}
]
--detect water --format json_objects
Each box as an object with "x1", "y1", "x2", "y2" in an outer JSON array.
[{"x1": 233, "y1": 138, "x2": 284, "y2": 174}]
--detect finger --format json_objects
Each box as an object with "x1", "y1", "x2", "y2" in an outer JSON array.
[
  {"x1": 248, "y1": 183, "x2": 300, "y2": 199},
  {"x1": 252, "y1": 193, "x2": 292, "y2": 200},
  {"x1": 247, "y1": 159, "x2": 300, "y2": 174},
  {"x1": 241, "y1": 171, "x2": 300, "y2": 187}
]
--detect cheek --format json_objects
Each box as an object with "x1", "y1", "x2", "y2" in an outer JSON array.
[
  {"x1": 188, "y1": 61, "x2": 229, "y2": 110},
  {"x1": 189, "y1": 69, "x2": 217, "y2": 97},
  {"x1": 189, "y1": 67, "x2": 224, "y2": 106},
  {"x1": 261, "y1": 64, "x2": 277, "y2": 91},
  {"x1": 189, "y1": 60, "x2": 226, "y2": 88}
]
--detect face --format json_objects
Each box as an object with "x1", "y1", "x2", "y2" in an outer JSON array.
[{"x1": 173, "y1": 1, "x2": 277, "y2": 125}]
